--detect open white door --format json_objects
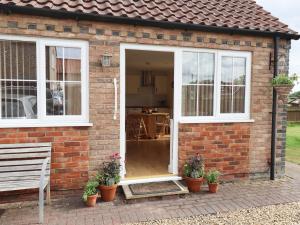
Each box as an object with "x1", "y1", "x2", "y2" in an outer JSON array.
[{"x1": 120, "y1": 44, "x2": 180, "y2": 184}]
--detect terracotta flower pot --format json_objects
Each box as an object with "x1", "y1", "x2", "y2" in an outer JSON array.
[
  {"x1": 86, "y1": 194, "x2": 98, "y2": 207},
  {"x1": 185, "y1": 177, "x2": 204, "y2": 193},
  {"x1": 98, "y1": 184, "x2": 118, "y2": 202},
  {"x1": 208, "y1": 183, "x2": 218, "y2": 193}
]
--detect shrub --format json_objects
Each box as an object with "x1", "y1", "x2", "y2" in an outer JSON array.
[
  {"x1": 82, "y1": 180, "x2": 99, "y2": 202},
  {"x1": 183, "y1": 154, "x2": 204, "y2": 178},
  {"x1": 97, "y1": 153, "x2": 121, "y2": 186},
  {"x1": 205, "y1": 170, "x2": 221, "y2": 184},
  {"x1": 272, "y1": 74, "x2": 297, "y2": 86}
]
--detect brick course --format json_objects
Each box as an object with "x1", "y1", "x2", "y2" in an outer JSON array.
[
  {"x1": 0, "y1": 12, "x2": 291, "y2": 189},
  {"x1": 179, "y1": 123, "x2": 251, "y2": 180}
]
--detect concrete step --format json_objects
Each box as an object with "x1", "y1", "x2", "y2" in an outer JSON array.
[{"x1": 122, "y1": 180, "x2": 189, "y2": 200}]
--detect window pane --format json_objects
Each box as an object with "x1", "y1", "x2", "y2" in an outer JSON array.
[
  {"x1": 198, "y1": 53, "x2": 214, "y2": 84},
  {"x1": 65, "y1": 82, "x2": 81, "y2": 115},
  {"x1": 233, "y1": 86, "x2": 245, "y2": 113},
  {"x1": 221, "y1": 56, "x2": 233, "y2": 85},
  {"x1": 221, "y1": 86, "x2": 232, "y2": 113},
  {"x1": 221, "y1": 56, "x2": 247, "y2": 114},
  {"x1": 198, "y1": 85, "x2": 213, "y2": 116},
  {"x1": 46, "y1": 82, "x2": 64, "y2": 116},
  {"x1": 65, "y1": 48, "x2": 81, "y2": 81},
  {"x1": 0, "y1": 40, "x2": 37, "y2": 119},
  {"x1": 233, "y1": 57, "x2": 246, "y2": 85},
  {"x1": 182, "y1": 52, "x2": 198, "y2": 84},
  {"x1": 182, "y1": 85, "x2": 197, "y2": 116},
  {"x1": 46, "y1": 46, "x2": 63, "y2": 81},
  {"x1": 46, "y1": 46, "x2": 82, "y2": 116}
]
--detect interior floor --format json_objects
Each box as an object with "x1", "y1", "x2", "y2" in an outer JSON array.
[{"x1": 125, "y1": 138, "x2": 171, "y2": 178}]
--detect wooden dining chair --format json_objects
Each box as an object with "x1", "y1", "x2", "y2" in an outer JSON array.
[
  {"x1": 155, "y1": 114, "x2": 170, "y2": 138},
  {"x1": 126, "y1": 114, "x2": 148, "y2": 140}
]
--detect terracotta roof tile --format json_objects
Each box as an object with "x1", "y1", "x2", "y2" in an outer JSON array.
[{"x1": 0, "y1": 0, "x2": 298, "y2": 37}]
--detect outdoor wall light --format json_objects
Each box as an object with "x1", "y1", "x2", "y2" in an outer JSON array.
[{"x1": 101, "y1": 53, "x2": 112, "y2": 67}]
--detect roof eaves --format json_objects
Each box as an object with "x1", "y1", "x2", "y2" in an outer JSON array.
[{"x1": 1, "y1": 4, "x2": 299, "y2": 40}]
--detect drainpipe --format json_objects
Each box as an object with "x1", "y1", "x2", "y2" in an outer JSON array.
[{"x1": 270, "y1": 36, "x2": 280, "y2": 180}]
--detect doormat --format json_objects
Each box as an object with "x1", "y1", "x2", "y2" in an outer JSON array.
[{"x1": 122, "y1": 180, "x2": 188, "y2": 199}]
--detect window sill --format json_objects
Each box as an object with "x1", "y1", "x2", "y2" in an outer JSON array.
[
  {"x1": 0, "y1": 122, "x2": 93, "y2": 129},
  {"x1": 179, "y1": 119, "x2": 255, "y2": 124}
]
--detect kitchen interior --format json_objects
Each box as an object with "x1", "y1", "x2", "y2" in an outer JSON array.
[{"x1": 125, "y1": 49, "x2": 174, "y2": 179}]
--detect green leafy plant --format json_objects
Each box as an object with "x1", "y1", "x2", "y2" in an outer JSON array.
[
  {"x1": 82, "y1": 180, "x2": 99, "y2": 202},
  {"x1": 97, "y1": 153, "x2": 121, "y2": 186},
  {"x1": 272, "y1": 74, "x2": 297, "y2": 86},
  {"x1": 205, "y1": 170, "x2": 221, "y2": 184},
  {"x1": 183, "y1": 154, "x2": 204, "y2": 178}
]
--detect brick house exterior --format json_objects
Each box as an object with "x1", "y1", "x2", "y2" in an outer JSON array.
[{"x1": 0, "y1": 1, "x2": 298, "y2": 191}]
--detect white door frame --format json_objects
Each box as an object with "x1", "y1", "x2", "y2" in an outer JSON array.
[{"x1": 119, "y1": 43, "x2": 181, "y2": 184}]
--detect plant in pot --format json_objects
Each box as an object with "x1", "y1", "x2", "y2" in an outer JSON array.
[
  {"x1": 205, "y1": 170, "x2": 221, "y2": 193},
  {"x1": 272, "y1": 74, "x2": 297, "y2": 97},
  {"x1": 97, "y1": 153, "x2": 121, "y2": 202},
  {"x1": 183, "y1": 154, "x2": 205, "y2": 193},
  {"x1": 82, "y1": 180, "x2": 99, "y2": 207}
]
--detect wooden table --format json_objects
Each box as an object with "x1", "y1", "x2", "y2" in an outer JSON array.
[{"x1": 128, "y1": 113, "x2": 169, "y2": 139}]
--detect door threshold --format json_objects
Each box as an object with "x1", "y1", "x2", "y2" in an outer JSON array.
[{"x1": 120, "y1": 175, "x2": 182, "y2": 185}]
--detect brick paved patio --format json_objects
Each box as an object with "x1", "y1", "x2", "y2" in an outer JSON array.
[{"x1": 1, "y1": 175, "x2": 300, "y2": 225}]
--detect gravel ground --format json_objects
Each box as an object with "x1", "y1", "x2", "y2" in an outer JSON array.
[{"x1": 128, "y1": 202, "x2": 300, "y2": 225}]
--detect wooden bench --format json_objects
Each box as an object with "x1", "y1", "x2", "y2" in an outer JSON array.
[{"x1": 0, "y1": 143, "x2": 51, "y2": 224}]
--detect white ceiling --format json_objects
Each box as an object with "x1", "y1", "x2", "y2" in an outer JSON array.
[{"x1": 126, "y1": 50, "x2": 174, "y2": 71}]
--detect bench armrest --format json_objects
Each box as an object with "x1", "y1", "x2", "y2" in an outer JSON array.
[{"x1": 39, "y1": 157, "x2": 50, "y2": 189}]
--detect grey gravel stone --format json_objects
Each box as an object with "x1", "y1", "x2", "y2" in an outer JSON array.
[{"x1": 127, "y1": 202, "x2": 300, "y2": 225}]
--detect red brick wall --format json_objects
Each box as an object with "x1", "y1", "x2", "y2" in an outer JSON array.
[
  {"x1": 179, "y1": 123, "x2": 251, "y2": 181},
  {"x1": 0, "y1": 127, "x2": 89, "y2": 190}
]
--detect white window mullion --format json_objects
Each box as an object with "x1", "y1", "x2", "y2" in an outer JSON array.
[
  {"x1": 81, "y1": 42, "x2": 89, "y2": 122},
  {"x1": 62, "y1": 47, "x2": 66, "y2": 116},
  {"x1": 3, "y1": 42, "x2": 7, "y2": 118},
  {"x1": 37, "y1": 40, "x2": 46, "y2": 121},
  {"x1": 215, "y1": 51, "x2": 221, "y2": 118},
  {"x1": 16, "y1": 42, "x2": 19, "y2": 118},
  {"x1": 231, "y1": 57, "x2": 234, "y2": 113},
  {"x1": 196, "y1": 53, "x2": 200, "y2": 116}
]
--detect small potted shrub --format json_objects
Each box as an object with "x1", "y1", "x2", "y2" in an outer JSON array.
[
  {"x1": 272, "y1": 74, "x2": 296, "y2": 97},
  {"x1": 205, "y1": 170, "x2": 220, "y2": 193},
  {"x1": 183, "y1": 154, "x2": 205, "y2": 193},
  {"x1": 97, "y1": 153, "x2": 121, "y2": 202},
  {"x1": 82, "y1": 180, "x2": 99, "y2": 207}
]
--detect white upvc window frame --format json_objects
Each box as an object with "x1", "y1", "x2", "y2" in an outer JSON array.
[
  {"x1": 0, "y1": 35, "x2": 90, "y2": 128},
  {"x1": 179, "y1": 48, "x2": 252, "y2": 124}
]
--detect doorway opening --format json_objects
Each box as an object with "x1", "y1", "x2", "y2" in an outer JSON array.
[{"x1": 125, "y1": 49, "x2": 174, "y2": 179}]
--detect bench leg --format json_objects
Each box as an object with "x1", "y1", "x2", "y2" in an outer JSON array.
[
  {"x1": 46, "y1": 183, "x2": 51, "y2": 205},
  {"x1": 39, "y1": 186, "x2": 44, "y2": 224}
]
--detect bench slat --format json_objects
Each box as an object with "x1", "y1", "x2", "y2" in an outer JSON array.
[
  {"x1": 0, "y1": 159, "x2": 46, "y2": 167},
  {"x1": 0, "y1": 147, "x2": 51, "y2": 154},
  {"x1": 0, "y1": 143, "x2": 51, "y2": 149},
  {"x1": 0, "y1": 152, "x2": 50, "y2": 159},
  {"x1": 0, "y1": 184, "x2": 39, "y2": 192},
  {"x1": 0, "y1": 170, "x2": 50, "y2": 178},
  {"x1": 0, "y1": 164, "x2": 50, "y2": 172},
  {"x1": 0, "y1": 175, "x2": 49, "y2": 182},
  {"x1": 0, "y1": 178, "x2": 49, "y2": 191}
]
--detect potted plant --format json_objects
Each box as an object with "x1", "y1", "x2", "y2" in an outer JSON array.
[
  {"x1": 272, "y1": 74, "x2": 297, "y2": 97},
  {"x1": 97, "y1": 153, "x2": 121, "y2": 202},
  {"x1": 183, "y1": 154, "x2": 205, "y2": 193},
  {"x1": 205, "y1": 170, "x2": 221, "y2": 193},
  {"x1": 82, "y1": 180, "x2": 99, "y2": 207}
]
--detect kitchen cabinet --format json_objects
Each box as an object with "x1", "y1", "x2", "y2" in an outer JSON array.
[
  {"x1": 126, "y1": 75, "x2": 140, "y2": 94},
  {"x1": 155, "y1": 75, "x2": 168, "y2": 95}
]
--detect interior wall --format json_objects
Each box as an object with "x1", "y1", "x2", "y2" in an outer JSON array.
[{"x1": 126, "y1": 69, "x2": 173, "y2": 108}]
